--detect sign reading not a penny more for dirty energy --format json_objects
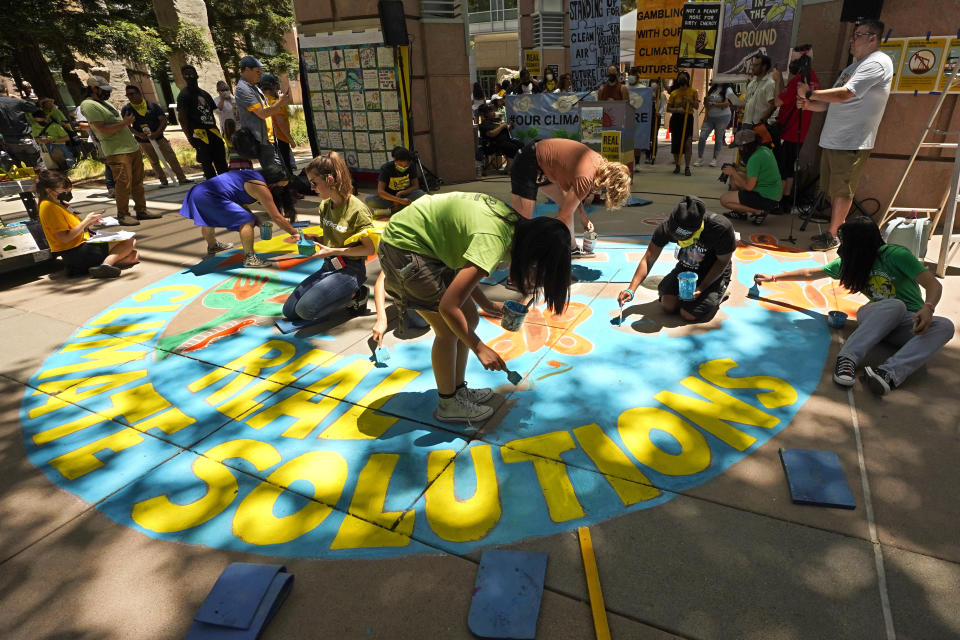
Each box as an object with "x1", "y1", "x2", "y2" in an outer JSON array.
[
  {"x1": 677, "y1": 2, "x2": 723, "y2": 70},
  {"x1": 569, "y1": 0, "x2": 621, "y2": 91},
  {"x1": 633, "y1": 0, "x2": 685, "y2": 79},
  {"x1": 714, "y1": 0, "x2": 795, "y2": 81}
]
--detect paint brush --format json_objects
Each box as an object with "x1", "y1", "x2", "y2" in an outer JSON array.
[
  {"x1": 507, "y1": 370, "x2": 522, "y2": 385},
  {"x1": 375, "y1": 345, "x2": 390, "y2": 364}
]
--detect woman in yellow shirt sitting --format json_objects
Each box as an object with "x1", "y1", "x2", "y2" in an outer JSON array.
[{"x1": 36, "y1": 170, "x2": 139, "y2": 278}]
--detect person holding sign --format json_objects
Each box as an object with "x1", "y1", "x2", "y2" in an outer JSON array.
[
  {"x1": 509, "y1": 138, "x2": 631, "y2": 254},
  {"x1": 36, "y1": 170, "x2": 139, "y2": 278},
  {"x1": 754, "y1": 216, "x2": 953, "y2": 396},
  {"x1": 667, "y1": 71, "x2": 699, "y2": 176},
  {"x1": 797, "y1": 19, "x2": 893, "y2": 251}
]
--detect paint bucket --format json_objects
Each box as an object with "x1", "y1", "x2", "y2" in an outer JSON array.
[
  {"x1": 827, "y1": 310, "x2": 848, "y2": 328},
  {"x1": 582, "y1": 230, "x2": 597, "y2": 254},
  {"x1": 260, "y1": 220, "x2": 273, "y2": 240},
  {"x1": 678, "y1": 271, "x2": 698, "y2": 300},
  {"x1": 500, "y1": 300, "x2": 528, "y2": 332},
  {"x1": 297, "y1": 235, "x2": 316, "y2": 256}
]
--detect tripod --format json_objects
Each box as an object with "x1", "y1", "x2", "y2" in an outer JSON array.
[
  {"x1": 394, "y1": 43, "x2": 442, "y2": 193},
  {"x1": 413, "y1": 150, "x2": 441, "y2": 193},
  {"x1": 781, "y1": 87, "x2": 806, "y2": 245}
]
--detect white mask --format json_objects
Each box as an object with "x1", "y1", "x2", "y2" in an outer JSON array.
[{"x1": 628, "y1": 75, "x2": 638, "y2": 85}]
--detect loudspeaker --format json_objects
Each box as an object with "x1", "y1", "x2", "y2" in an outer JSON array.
[
  {"x1": 840, "y1": 0, "x2": 883, "y2": 23},
  {"x1": 379, "y1": 1, "x2": 409, "y2": 46}
]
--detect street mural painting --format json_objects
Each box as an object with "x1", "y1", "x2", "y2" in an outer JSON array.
[{"x1": 20, "y1": 232, "x2": 843, "y2": 558}]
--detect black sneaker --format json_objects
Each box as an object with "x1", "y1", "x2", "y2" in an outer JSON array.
[
  {"x1": 864, "y1": 366, "x2": 895, "y2": 396},
  {"x1": 136, "y1": 210, "x2": 162, "y2": 220},
  {"x1": 833, "y1": 355, "x2": 856, "y2": 387},
  {"x1": 88, "y1": 264, "x2": 122, "y2": 278},
  {"x1": 347, "y1": 285, "x2": 369, "y2": 314},
  {"x1": 673, "y1": 165, "x2": 681, "y2": 174},
  {"x1": 684, "y1": 167, "x2": 691, "y2": 176}
]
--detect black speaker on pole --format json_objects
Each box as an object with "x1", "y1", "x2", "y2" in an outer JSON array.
[
  {"x1": 840, "y1": 0, "x2": 884, "y2": 23},
  {"x1": 379, "y1": 1, "x2": 409, "y2": 46}
]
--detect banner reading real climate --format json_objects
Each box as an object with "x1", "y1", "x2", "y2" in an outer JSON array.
[
  {"x1": 569, "y1": 0, "x2": 621, "y2": 91},
  {"x1": 714, "y1": 0, "x2": 795, "y2": 81}
]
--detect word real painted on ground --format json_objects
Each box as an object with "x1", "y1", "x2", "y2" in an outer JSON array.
[{"x1": 20, "y1": 236, "x2": 836, "y2": 558}]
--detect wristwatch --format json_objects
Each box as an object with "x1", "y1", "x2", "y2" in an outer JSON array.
[{"x1": 805, "y1": 89, "x2": 814, "y2": 100}]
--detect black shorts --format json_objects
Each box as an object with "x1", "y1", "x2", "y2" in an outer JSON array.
[
  {"x1": 510, "y1": 142, "x2": 542, "y2": 201},
  {"x1": 658, "y1": 264, "x2": 731, "y2": 322},
  {"x1": 493, "y1": 139, "x2": 524, "y2": 159},
  {"x1": 738, "y1": 190, "x2": 780, "y2": 212},
  {"x1": 776, "y1": 140, "x2": 801, "y2": 178},
  {"x1": 669, "y1": 113, "x2": 695, "y2": 154},
  {"x1": 57, "y1": 242, "x2": 108, "y2": 276}
]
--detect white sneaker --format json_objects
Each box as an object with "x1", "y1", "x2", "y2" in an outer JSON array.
[
  {"x1": 243, "y1": 253, "x2": 269, "y2": 268},
  {"x1": 709, "y1": 159, "x2": 718, "y2": 167},
  {"x1": 456, "y1": 385, "x2": 494, "y2": 404},
  {"x1": 693, "y1": 159, "x2": 704, "y2": 167},
  {"x1": 434, "y1": 394, "x2": 494, "y2": 424}
]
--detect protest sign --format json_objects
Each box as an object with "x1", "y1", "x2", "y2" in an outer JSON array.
[
  {"x1": 714, "y1": 0, "x2": 795, "y2": 81},
  {"x1": 525, "y1": 50, "x2": 541, "y2": 76},
  {"x1": 677, "y1": 2, "x2": 722, "y2": 69},
  {"x1": 569, "y1": 0, "x2": 622, "y2": 91},
  {"x1": 633, "y1": 0, "x2": 685, "y2": 78},
  {"x1": 897, "y1": 37, "x2": 948, "y2": 93}
]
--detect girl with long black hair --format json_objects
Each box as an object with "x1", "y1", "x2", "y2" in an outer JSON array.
[
  {"x1": 754, "y1": 216, "x2": 953, "y2": 396},
  {"x1": 378, "y1": 191, "x2": 572, "y2": 423}
]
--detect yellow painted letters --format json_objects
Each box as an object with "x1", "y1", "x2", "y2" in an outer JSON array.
[
  {"x1": 425, "y1": 445, "x2": 501, "y2": 542},
  {"x1": 617, "y1": 407, "x2": 711, "y2": 476},
  {"x1": 501, "y1": 432, "x2": 585, "y2": 522}
]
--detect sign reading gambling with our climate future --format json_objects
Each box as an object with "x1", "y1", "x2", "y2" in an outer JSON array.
[
  {"x1": 715, "y1": 0, "x2": 795, "y2": 80},
  {"x1": 569, "y1": 0, "x2": 621, "y2": 91},
  {"x1": 677, "y1": 2, "x2": 723, "y2": 69},
  {"x1": 633, "y1": 0, "x2": 685, "y2": 79}
]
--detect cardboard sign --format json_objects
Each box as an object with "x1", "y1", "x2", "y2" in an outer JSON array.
[
  {"x1": 633, "y1": 0, "x2": 685, "y2": 78},
  {"x1": 879, "y1": 39, "x2": 907, "y2": 87},
  {"x1": 714, "y1": 0, "x2": 795, "y2": 81},
  {"x1": 896, "y1": 37, "x2": 948, "y2": 92},
  {"x1": 569, "y1": 0, "x2": 622, "y2": 91},
  {"x1": 938, "y1": 37, "x2": 960, "y2": 93},
  {"x1": 524, "y1": 50, "x2": 541, "y2": 77},
  {"x1": 601, "y1": 131, "x2": 622, "y2": 162},
  {"x1": 677, "y1": 2, "x2": 722, "y2": 69}
]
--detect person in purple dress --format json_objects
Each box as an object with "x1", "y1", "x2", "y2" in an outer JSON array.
[{"x1": 178, "y1": 164, "x2": 298, "y2": 267}]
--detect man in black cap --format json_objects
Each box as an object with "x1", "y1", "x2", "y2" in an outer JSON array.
[
  {"x1": 234, "y1": 55, "x2": 289, "y2": 170},
  {"x1": 719, "y1": 128, "x2": 782, "y2": 222},
  {"x1": 618, "y1": 196, "x2": 736, "y2": 322},
  {"x1": 176, "y1": 65, "x2": 227, "y2": 179}
]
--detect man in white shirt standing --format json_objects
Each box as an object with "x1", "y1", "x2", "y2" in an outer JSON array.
[
  {"x1": 743, "y1": 54, "x2": 776, "y2": 128},
  {"x1": 798, "y1": 19, "x2": 893, "y2": 250}
]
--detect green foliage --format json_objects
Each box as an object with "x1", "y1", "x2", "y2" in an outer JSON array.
[
  {"x1": 164, "y1": 21, "x2": 216, "y2": 65},
  {"x1": 86, "y1": 22, "x2": 171, "y2": 70},
  {"x1": 288, "y1": 107, "x2": 309, "y2": 147},
  {"x1": 205, "y1": 0, "x2": 296, "y2": 78}
]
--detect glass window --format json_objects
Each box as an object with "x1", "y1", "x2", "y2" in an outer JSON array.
[{"x1": 469, "y1": 0, "x2": 491, "y2": 11}]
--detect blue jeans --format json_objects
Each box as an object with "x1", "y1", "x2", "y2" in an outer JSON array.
[
  {"x1": 47, "y1": 143, "x2": 75, "y2": 169},
  {"x1": 282, "y1": 257, "x2": 366, "y2": 322},
  {"x1": 697, "y1": 112, "x2": 731, "y2": 159},
  {"x1": 365, "y1": 189, "x2": 425, "y2": 211}
]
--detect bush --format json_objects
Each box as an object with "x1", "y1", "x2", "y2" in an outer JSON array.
[{"x1": 289, "y1": 107, "x2": 309, "y2": 147}]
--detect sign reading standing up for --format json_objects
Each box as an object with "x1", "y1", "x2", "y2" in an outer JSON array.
[{"x1": 569, "y1": 0, "x2": 621, "y2": 91}]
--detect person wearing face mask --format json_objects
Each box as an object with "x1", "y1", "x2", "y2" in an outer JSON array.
[
  {"x1": 540, "y1": 69, "x2": 558, "y2": 93},
  {"x1": 80, "y1": 75, "x2": 159, "y2": 225},
  {"x1": 214, "y1": 81, "x2": 238, "y2": 137},
  {"x1": 618, "y1": 196, "x2": 736, "y2": 323},
  {"x1": 365, "y1": 146, "x2": 426, "y2": 214},
  {"x1": 512, "y1": 70, "x2": 540, "y2": 95},
  {"x1": 667, "y1": 71, "x2": 699, "y2": 175},
  {"x1": 720, "y1": 129, "x2": 782, "y2": 223},
  {"x1": 234, "y1": 56, "x2": 289, "y2": 171},
  {"x1": 122, "y1": 85, "x2": 190, "y2": 186},
  {"x1": 36, "y1": 169, "x2": 139, "y2": 278},
  {"x1": 30, "y1": 107, "x2": 75, "y2": 170},
  {"x1": 598, "y1": 65, "x2": 629, "y2": 101},
  {"x1": 177, "y1": 65, "x2": 228, "y2": 179}
]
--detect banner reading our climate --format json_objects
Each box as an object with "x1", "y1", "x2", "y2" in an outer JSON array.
[{"x1": 714, "y1": 0, "x2": 795, "y2": 81}]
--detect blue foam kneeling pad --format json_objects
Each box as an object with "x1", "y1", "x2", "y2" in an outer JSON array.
[
  {"x1": 186, "y1": 563, "x2": 294, "y2": 639},
  {"x1": 779, "y1": 448, "x2": 856, "y2": 509},
  {"x1": 468, "y1": 549, "x2": 548, "y2": 639}
]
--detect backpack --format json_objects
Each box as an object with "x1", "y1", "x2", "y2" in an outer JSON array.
[
  {"x1": 230, "y1": 127, "x2": 261, "y2": 159},
  {"x1": 883, "y1": 214, "x2": 930, "y2": 259}
]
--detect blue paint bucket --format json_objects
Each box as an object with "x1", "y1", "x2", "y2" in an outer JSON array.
[
  {"x1": 827, "y1": 310, "x2": 848, "y2": 328},
  {"x1": 678, "y1": 271, "x2": 698, "y2": 300},
  {"x1": 501, "y1": 300, "x2": 528, "y2": 332},
  {"x1": 260, "y1": 220, "x2": 273, "y2": 240}
]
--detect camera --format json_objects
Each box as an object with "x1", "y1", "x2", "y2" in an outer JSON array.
[{"x1": 718, "y1": 162, "x2": 734, "y2": 183}]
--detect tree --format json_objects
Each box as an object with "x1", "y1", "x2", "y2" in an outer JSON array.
[
  {"x1": 204, "y1": 0, "x2": 297, "y2": 79},
  {"x1": 621, "y1": 0, "x2": 636, "y2": 14}
]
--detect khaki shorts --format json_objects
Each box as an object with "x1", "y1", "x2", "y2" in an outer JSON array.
[
  {"x1": 819, "y1": 148, "x2": 871, "y2": 198},
  {"x1": 377, "y1": 241, "x2": 454, "y2": 312}
]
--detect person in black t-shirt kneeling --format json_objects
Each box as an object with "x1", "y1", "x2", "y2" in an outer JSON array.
[
  {"x1": 365, "y1": 146, "x2": 426, "y2": 214},
  {"x1": 477, "y1": 103, "x2": 523, "y2": 170},
  {"x1": 618, "y1": 196, "x2": 737, "y2": 323}
]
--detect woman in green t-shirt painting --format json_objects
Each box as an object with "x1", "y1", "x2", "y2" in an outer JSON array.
[
  {"x1": 378, "y1": 192, "x2": 572, "y2": 424},
  {"x1": 754, "y1": 216, "x2": 953, "y2": 396},
  {"x1": 281, "y1": 152, "x2": 377, "y2": 328}
]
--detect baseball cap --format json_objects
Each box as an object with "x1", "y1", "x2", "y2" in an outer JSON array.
[
  {"x1": 666, "y1": 196, "x2": 706, "y2": 241},
  {"x1": 239, "y1": 56, "x2": 264, "y2": 70},
  {"x1": 730, "y1": 129, "x2": 757, "y2": 147},
  {"x1": 86, "y1": 75, "x2": 114, "y2": 91}
]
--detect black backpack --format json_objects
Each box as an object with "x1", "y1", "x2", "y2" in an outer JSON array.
[{"x1": 230, "y1": 127, "x2": 261, "y2": 159}]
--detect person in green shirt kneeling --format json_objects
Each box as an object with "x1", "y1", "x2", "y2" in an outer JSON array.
[
  {"x1": 754, "y1": 216, "x2": 953, "y2": 396},
  {"x1": 720, "y1": 129, "x2": 782, "y2": 223},
  {"x1": 378, "y1": 191, "x2": 572, "y2": 423}
]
